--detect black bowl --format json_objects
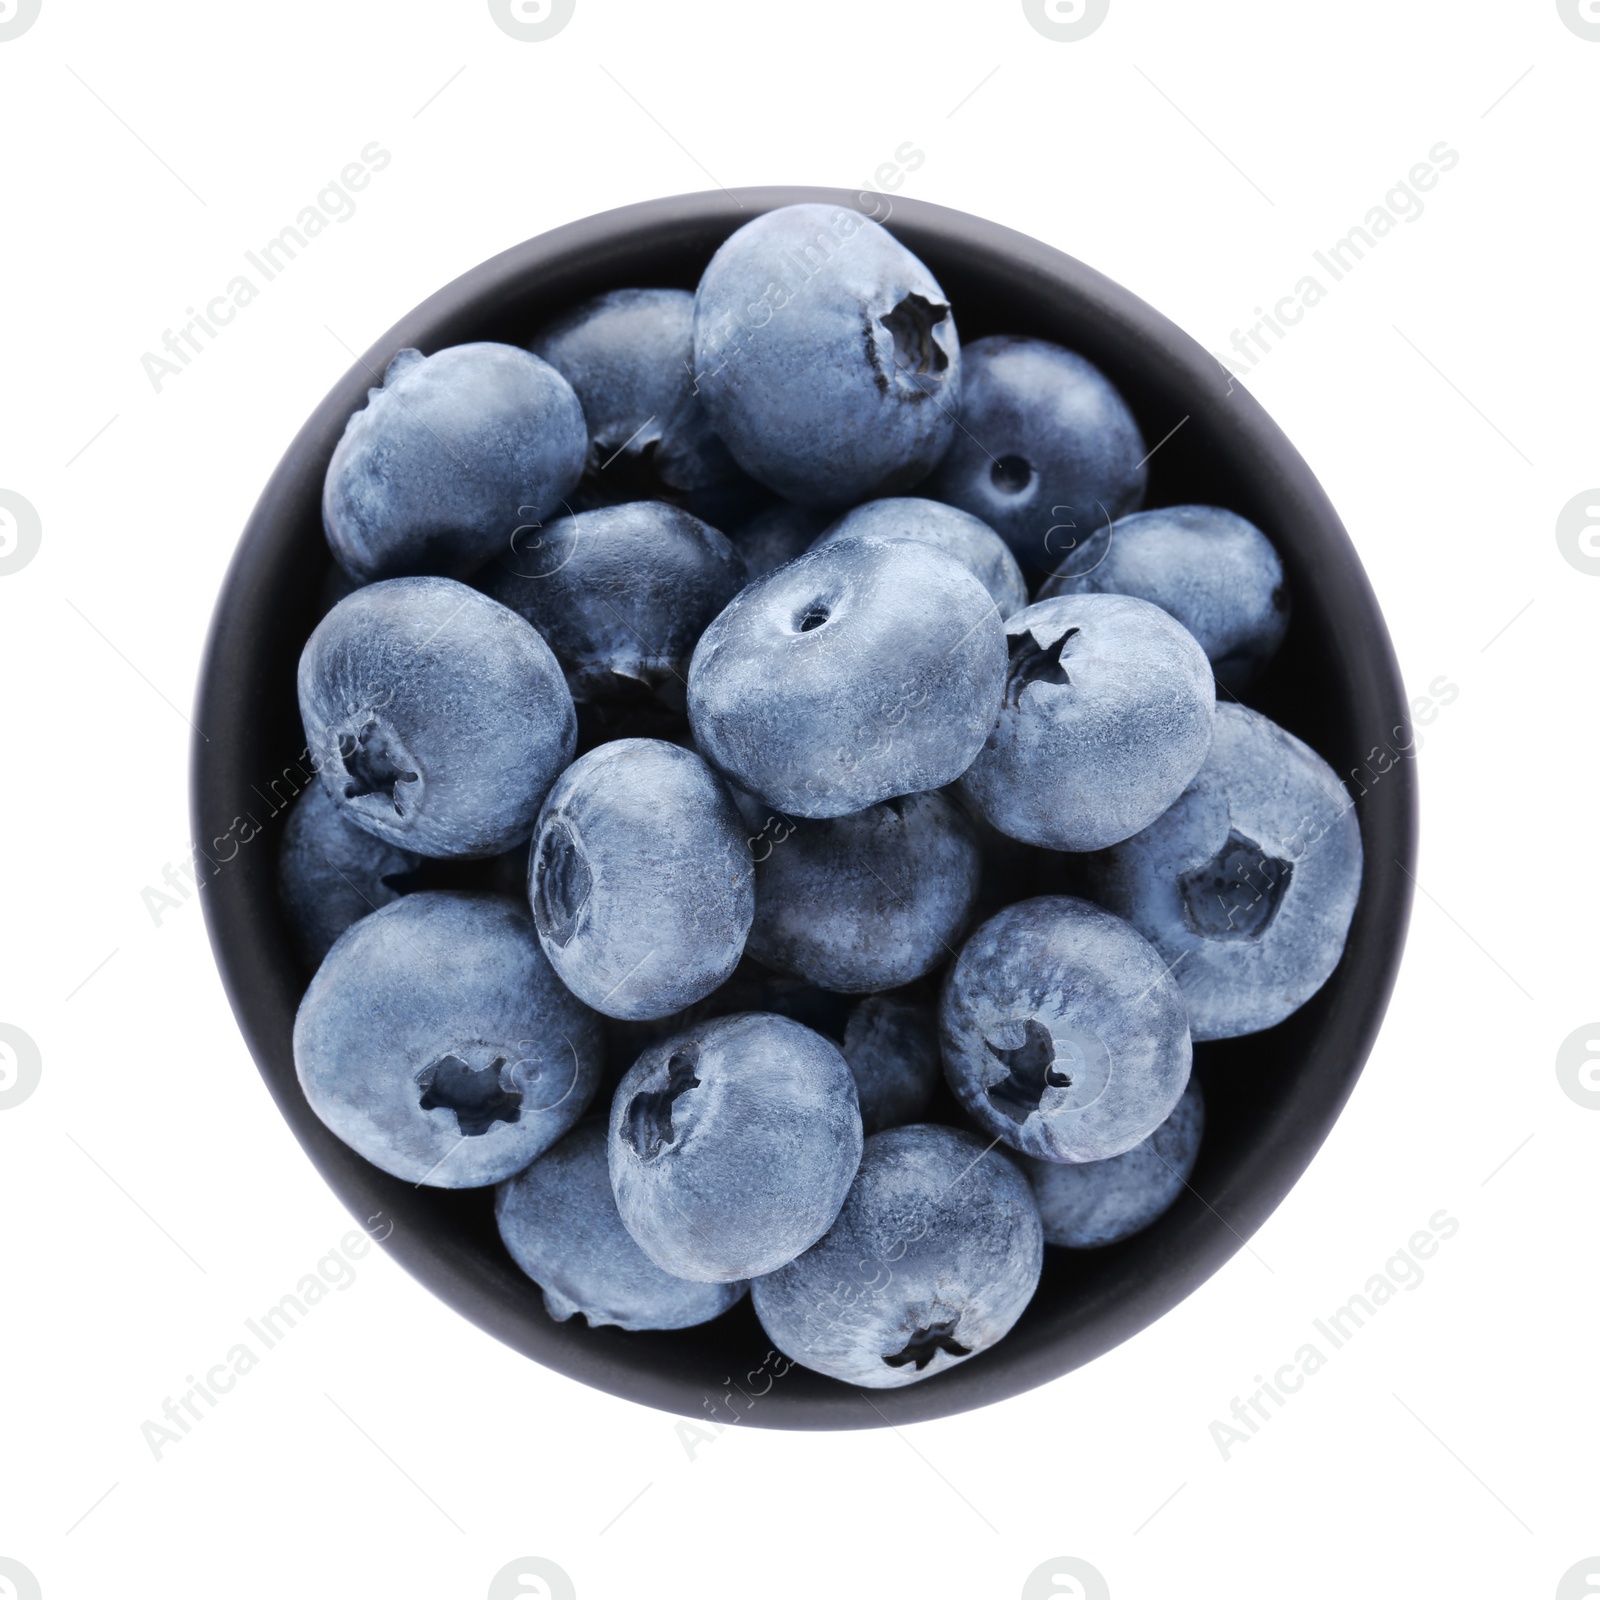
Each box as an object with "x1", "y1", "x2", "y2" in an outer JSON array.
[{"x1": 192, "y1": 186, "x2": 1417, "y2": 1429}]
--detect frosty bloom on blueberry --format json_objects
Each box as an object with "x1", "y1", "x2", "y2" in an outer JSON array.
[
  {"x1": 812, "y1": 497, "x2": 1029, "y2": 619},
  {"x1": 751, "y1": 1124, "x2": 1043, "y2": 1388},
  {"x1": 293, "y1": 892, "x2": 603, "y2": 1187},
  {"x1": 693, "y1": 204, "x2": 960, "y2": 508},
  {"x1": 928, "y1": 335, "x2": 1147, "y2": 576},
  {"x1": 688, "y1": 537, "x2": 1006, "y2": 817},
  {"x1": 1087, "y1": 704, "x2": 1363, "y2": 1039},
  {"x1": 747, "y1": 790, "x2": 981, "y2": 993},
  {"x1": 531, "y1": 287, "x2": 758, "y2": 521},
  {"x1": 1024, "y1": 1078, "x2": 1205, "y2": 1248},
  {"x1": 959, "y1": 593, "x2": 1215, "y2": 852},
  {"x1": 607, "y1": 1012, "x2": 863, "y2": 1282},
  {"x1": 298, "y1": 577, "x2": 576, "y2": 859},
  {"x1": 940, "y1": 896, "x2": 1192, "y2": 1163},
  {"x1": 496, "y1": 1122, "x2": 747, "y2": 1331},
  {"x1": 482, "y1": 500, "x2": 746, "y2": 708},
  {"x1": 530, "y1": 739, "x2": 753, "y2": 1021},
  {"x1": 322, "y1": 343, "x2": 586, "y2": 582},
  {"x1": 1040, "y1": 504, "x2": 1289, "y2": 692}
]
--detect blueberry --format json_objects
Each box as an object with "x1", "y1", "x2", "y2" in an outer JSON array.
[
  {"x1": 481, "y1": 501, "x2": 746, "y2": 707},
  {"x1": 693, "y1": 204, "x2": 960, "y2": 508},
  {"x1": 731, "y1": 501, "x2": 829, "y2": 581},
  {"x1": 841, "y1": 994, "x2": 941, "y2": 1134},
  {"x1": 1038, "y1": 505, "x2": 1288, "y2": 691},
  {"x1": 608, "y1": 1012, "x2": 862, "y2": 1281},
  {"x1": 322, "y1": 344, "x2": 586, "y2": 582},
  {"x1": 1024, "y1": 1078, "x2": 1204, "y2": 1248},
  {"x1": 276, "y1": 780, "x2": 420, "y2": 968},
  {"x1": 747, "y1": 791, "x2": 981, "y2": 993},
  {"x1": 293, "y1": 891, "x2": 602, "y2": 1186},
  {"x1": 750, "y1": 1124, "x2": 1042, "y2": 1388},
  {"x1": 813, "y1": 497, "x2": 1028, "y2": 619},
  {"x1": 1086, "y1": 704, "x2": 1362, "y2": 1039},
  {"x1": 530, "y1": 739, "x2": 754, "y2": 1020},
  {"x1": 959, "y1": 593, "x2": 1215, "y2": 852},
  {"x1": 688, "y1": 538, "x2": 1006, "y2": 818},
  {"x1": 530, "y1": 288, "x2": 761, "y2": 521},
  {"x1": 940, "y1": 896, "x2": 1191, "y2": 1162},
  {"x1": 927, "y1": 335, "x2": 1146, "y2": 576},
  {"x1": 299, "y1": 577, "x2": 576, "y2": 859},
  {"x1": 495, "y1": 1121, "x2": 746, "y2": 1330}
]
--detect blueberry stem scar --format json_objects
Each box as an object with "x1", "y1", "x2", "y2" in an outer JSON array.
[
  {"x1": 533, "y1": 821, "x2": 592, "y2": 948},
  {"x1": 984, "y1": 1019, "x2": 1073, "y2": 1124},
  {"x1": 416, "y1": 1052, "x2": 523, "y2": 1137},
  {"x1": 883, "y1": 1319, "x2": 971, "y2": 1370},
  {"x1": 1003, "y1": 627, "x2": 1078, "y2": 709},
  {"x1": 339, "y1": 720, "x2": 418, "y2": 813},
  {"x1": 626, "y1": 1047, "x2": 701, "y2": 1159},
  {"x1": 881, "y1": 293, "x2": 951, "y2": 385},
  {"x1": 1177, "y1": 828, "x2": 1293, "y2": 941}
]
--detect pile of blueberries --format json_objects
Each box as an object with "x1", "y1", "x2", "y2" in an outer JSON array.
[{"x1": 280, "y1": 203, "x2": 1363, "y2": 1389}]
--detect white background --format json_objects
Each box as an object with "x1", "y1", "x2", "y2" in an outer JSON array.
[{"x1": 1, "y1": 2, "x2": 1595, "y2": 1597}]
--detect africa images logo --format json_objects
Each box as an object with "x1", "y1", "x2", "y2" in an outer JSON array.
[
  {"x1": 1023, "y1": 0, "x2": 1109, "y2": 41},
  {"x1": 0, "y1": 1024, "x2": 42, "y2": 1111},
  {"x1": 487, "y1": 1557, "x2": 576, "y2": 1599},
  {"x1": 1558, "y1": 0, "x2": 1600, "y2": 41},
  {"x1": 0, "y1": 490, "x2": 41, "y2": 576},
  {"x1": 0, "y1": 0, "x2": 42, "y2": 43},
  {"x1": 0, "y1": 1559, "x2": 42, "y2": 1600},
  {"x1": 490, "y1": 0, "x2": 575, "y2": 41},
  {"x1": 1555, "y1": 491, "x2": 1600, "y2": 576},
  {"x1": 1556, "y1": 1024, "x2": 1600, "y2": 1109},
  {"x1": 1021, "y1": 1557, "x2": 1111, "y2": 1599}
]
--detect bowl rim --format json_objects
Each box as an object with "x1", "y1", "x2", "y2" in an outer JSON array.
[{"x1": 191, "y1": 184, "x2": 1417, "y2": 1430}]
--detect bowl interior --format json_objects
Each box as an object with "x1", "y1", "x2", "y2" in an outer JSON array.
[{"x1": 192, "y1": 187, "x2": 1416, "y2": 1428}]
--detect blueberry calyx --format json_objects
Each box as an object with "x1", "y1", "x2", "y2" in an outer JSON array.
[
  {"x1": 881, "y1": 293, "x2": 952, "y2": 392},
  {"x1": 583, "y1": 432, "x2": 675, "y2": 506},
  {"x1": 1003, "y1": 626, "x2": 1078, "y2": 709},
  {"x1": 883, "y1": 1318, "x2": 971, "y2": 1371},
  {"x1": 984, "y1": 1019, "x2": 1076, "y2": 1124},
  {"x1": 626, "y1": 1047, "x2": 702, "y2": 1160},
  {"x1": 533, "y1": 821, "x2": 593, "y2": 949},
  {"x1": 1177, "y1": 828, "x2": 1293, "y2": 941},
  {"x1": 338, "y1": 720, "x2": 419, "y2": 815},
  {"x1": 416, "y1": 1050, "x2": 523, "y2": 1137}
]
